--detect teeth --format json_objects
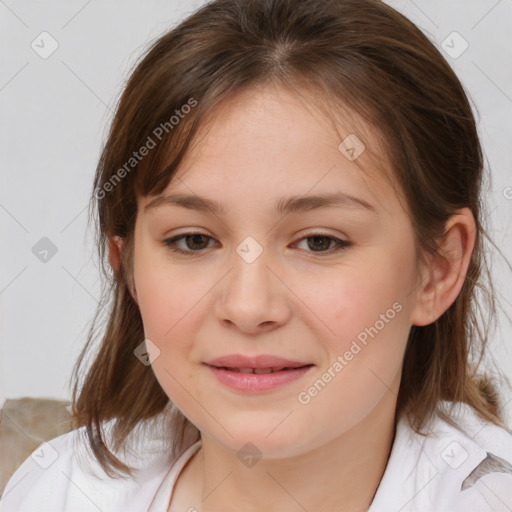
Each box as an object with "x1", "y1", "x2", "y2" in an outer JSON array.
[
  {"x1": 253, "y1": 368, "x2": 273, "y2": 374},
  {"x1": 221, "y1": 366, "x2": 290, "y2": 374}
]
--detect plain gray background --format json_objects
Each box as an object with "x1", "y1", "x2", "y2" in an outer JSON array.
[{"x1": 1, "y1": 0, "x2": 511, "y2": 422}]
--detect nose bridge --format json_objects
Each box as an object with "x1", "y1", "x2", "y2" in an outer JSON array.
[
  {"x1": 228, "y1": 235, "x2": 274, "y2": 303},
  {"x1": 215, "y1": 235, "x2": 288, "y2": 331}
]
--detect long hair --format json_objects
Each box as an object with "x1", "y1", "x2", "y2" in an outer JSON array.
[{"x1": 70, "y1": 0, "x2": 511, "y2": 478}]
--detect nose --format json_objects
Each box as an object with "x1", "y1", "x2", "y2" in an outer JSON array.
[{"x1": 214, "y1": 245, "x2": 292, "y2": 334}]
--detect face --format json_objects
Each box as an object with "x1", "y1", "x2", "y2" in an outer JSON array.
[{"x1": 131, "y1": 85, "x2": 424, "y2": 458}]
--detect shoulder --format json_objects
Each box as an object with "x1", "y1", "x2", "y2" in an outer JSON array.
[
  {"x1": 432, "y1": 401, "x2": 512, "y2": 511},
  {"x1": 0, "y1": 409, "x2": 186, "y2": 512},
  {"x1": 370, "y1": 400, "x2": 512, "y2": 512}
]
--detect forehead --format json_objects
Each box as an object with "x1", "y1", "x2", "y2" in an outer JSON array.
[{"x1": 139, "y1": 84, "x2": 397, "y2": 215}]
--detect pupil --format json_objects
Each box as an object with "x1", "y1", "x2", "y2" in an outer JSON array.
[
  {"x1": 309, "y1": 236, "x2": 330, "y2": 251},
  {"x1": 187, "y1": 234, "x2": 208, "y2": 250}
]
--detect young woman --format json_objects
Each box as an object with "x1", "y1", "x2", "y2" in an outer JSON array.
[{"x1": 2, "y1": 0, "x2": 511, "y2": 510}]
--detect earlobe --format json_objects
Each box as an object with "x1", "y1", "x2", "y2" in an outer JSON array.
[{"x1": 411, "y1": 208, "x2": 476, "y2": 327}]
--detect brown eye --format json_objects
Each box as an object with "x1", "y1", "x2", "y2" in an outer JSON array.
[
  {"x1": 163, "y1": 233, "x2": 216, "y2": 254},
  {"x1": 181, "y1": 234, "x2": 210, "y2": 250},
  {"x1": 306, "y1": 236, "x2": 333, "y2": 252},
  {"x1": 295, "y1": 233, "x2": 351, "y2": 254}
]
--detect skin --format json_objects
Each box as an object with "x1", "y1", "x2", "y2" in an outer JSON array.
[{"x1": 110, "y1": 84, "x2": 476, "y2": 512}]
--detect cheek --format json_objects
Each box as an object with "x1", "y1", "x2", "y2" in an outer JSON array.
[
  {"x1": 312, "y1": 264, "x2": 410, "y2": 338},
  {"x1": 133, "y1": 242, "x2": 202, "y2": 342},
  {"x1": 294, "y1": 265, "x2": 412, "y2": 432},
  {"x1": 132, "y1": 250, "x2": 214, "y2": 395},
  {"x1": 306, "y1": 249, "x2": 415, "y2": 378},
  {"x1": 133, "y1": 257, "x2": 203, "y2": 410}
]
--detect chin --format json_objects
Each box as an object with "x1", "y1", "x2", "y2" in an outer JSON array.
[{"x1": 203, "y1": 419, "x2": 314, "y2": 459}]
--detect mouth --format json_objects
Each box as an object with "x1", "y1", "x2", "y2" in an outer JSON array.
[
  {"x1": 202, "y1": 355, "x2": 315, "y2": 393},
  {"x1": 208, "y1": 365, "x2": 314, "y2": 374}
]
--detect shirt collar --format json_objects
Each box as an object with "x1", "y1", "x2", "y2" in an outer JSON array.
[{"x1": 368, "y1": 400, "x2": 501, "y2": 510}]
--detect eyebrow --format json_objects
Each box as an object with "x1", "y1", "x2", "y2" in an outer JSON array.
[{"x1": 144, "y1": 192, "x2": 377, "y2": 216}]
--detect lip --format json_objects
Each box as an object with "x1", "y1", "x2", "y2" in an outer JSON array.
[
  {"x1": 203, "y1": 354, "x2": 314, "y2": 393},
  {"x1": 204, "y1": 354, "x2": 311, "y2": 369}
]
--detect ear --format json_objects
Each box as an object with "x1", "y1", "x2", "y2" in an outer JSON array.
[
  {"x1": 108, "y1": 236, "x2": 123, "y2": 276},
  {"x1": 108, "y1": 236, "x2": 139, "y2": 305},
  {"x1": 411, "y1": 208, "x2": 476, "y2": 326}
]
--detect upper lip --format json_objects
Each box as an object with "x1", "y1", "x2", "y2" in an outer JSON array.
[{"x1": 204, "y1": 354, "x2": 312, "y2": 369}]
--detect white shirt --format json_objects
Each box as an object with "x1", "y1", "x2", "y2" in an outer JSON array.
[{"x1": 1, "y1": 400, "x2": 511, "y2": 511}]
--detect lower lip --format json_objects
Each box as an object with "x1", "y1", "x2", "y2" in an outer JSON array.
[{"x1": 204, "y1": 364, "x2": 314, "y2": 393}]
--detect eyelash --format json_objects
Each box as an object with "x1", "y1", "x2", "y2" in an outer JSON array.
[{"x1": 162, "y1": 231, "x2": 351, "y2": 256}]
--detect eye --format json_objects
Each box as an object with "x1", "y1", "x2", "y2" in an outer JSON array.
[
  {"x1": 293, "y1": 233, "x2": 351, "y2": 253},
  {"x1": 163, "y1": 232, "x2": 216, "y2": 255},
  {"x1": 162, "y1": 231, "x2": 351, "y2": 255}
]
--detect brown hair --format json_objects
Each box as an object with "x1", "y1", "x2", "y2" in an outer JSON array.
[{"x1": 70, "y1": 0, "x2": 511, "y2": 478}]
